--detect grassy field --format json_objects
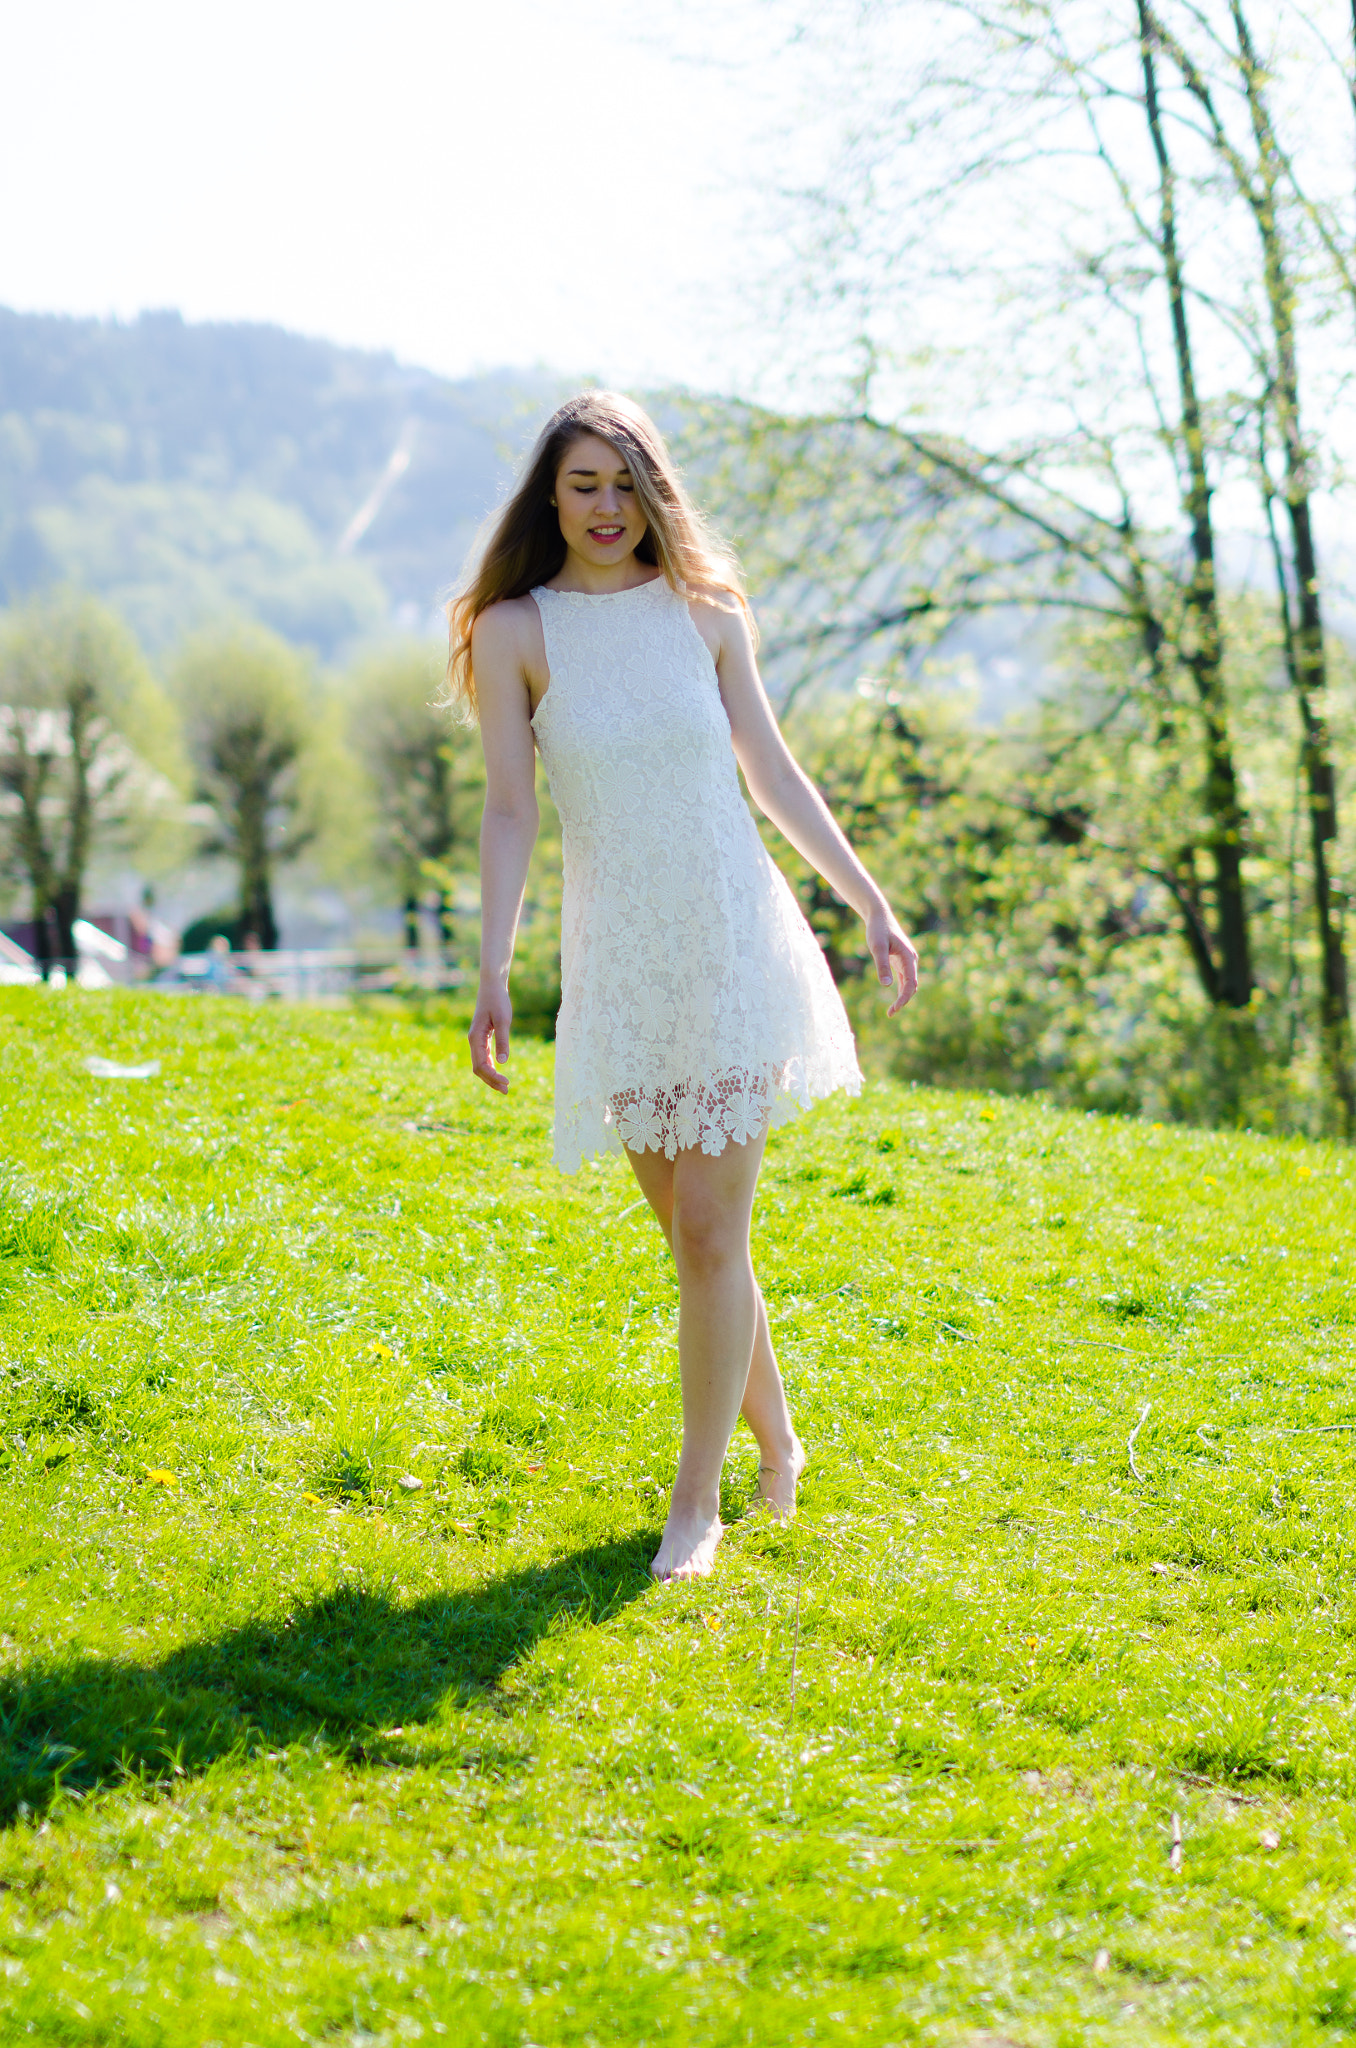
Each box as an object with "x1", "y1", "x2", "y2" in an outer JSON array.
[{"x1": 2, "y1": 987, "x2": 1355, "y2": 2047}]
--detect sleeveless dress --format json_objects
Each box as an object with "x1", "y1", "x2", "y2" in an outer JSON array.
[{"x1": 530, "y1": 576, "x2": 862, "y2": 1172}]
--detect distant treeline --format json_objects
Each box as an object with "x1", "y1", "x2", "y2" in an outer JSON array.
[{"x1": 0, "y1": 593, "x2": 507, "y2": 985}]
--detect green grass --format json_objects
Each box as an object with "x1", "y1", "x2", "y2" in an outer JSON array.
[{"x1": 2, "y1": 987, "x2": 1355, "y2": 2046}]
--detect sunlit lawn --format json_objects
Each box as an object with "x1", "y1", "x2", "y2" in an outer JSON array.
[{"x1": 2, "y1": 986, "x2": 1356, "y2": 2046}]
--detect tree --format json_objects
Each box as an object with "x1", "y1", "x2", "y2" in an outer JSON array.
[
  {"x1": 345, "y1": 644, "x2": 482, "y2": 954},
  {"x1": 1135, "y1": 0, "x2": 1252, "y2": 1006},
  {"x1": 686, "y1": 0, "x2": 1356, "y2": 1126},
  {"x1": 172, "y1": 624, "x2": 318, "y2": 950},
  {"x1": 0, "y1": 592, "x2": 180, "y2": 975},
  {"x1": 1144, "y1": 0, "x2": 1356, "y2": 1127},
  {"x1": 762, "y1": 630, "x2": 1312, "y2": 1127},
  {"x1": 681, "y1": 390, "x2": 1258, "y2": 1014}
]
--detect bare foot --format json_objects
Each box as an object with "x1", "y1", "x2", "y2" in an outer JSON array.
[
  {"x1": 748, "y1": 1440, "x2": 807, "y2": 1521},
  {"x1": 651, "y1": 1505, "x2": 723, "y2": 1581}
]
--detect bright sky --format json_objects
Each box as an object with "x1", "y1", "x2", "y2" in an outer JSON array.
[
  {"x1": 9, "y1": 0, "x2": 1354, "y2": 544},
  {"x1": 2, "y1": 0, "x2": 792, "y2": 391}
]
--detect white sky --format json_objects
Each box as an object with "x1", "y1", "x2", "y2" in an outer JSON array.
[
  {"x1": 2, "y1": 0, "x2": 791, "y2": 391},
  {"x1": 8, "y1": 0, "x2": 1353, "y2": 548}
]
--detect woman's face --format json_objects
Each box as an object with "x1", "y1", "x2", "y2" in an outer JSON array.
[{"x1": 553, "y1": 434, "x2": 648, "y2": 566}]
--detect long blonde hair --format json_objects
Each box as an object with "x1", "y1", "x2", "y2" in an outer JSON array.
[{"x1": 445, "y1": 391, "x2": 753, "y2": 718}]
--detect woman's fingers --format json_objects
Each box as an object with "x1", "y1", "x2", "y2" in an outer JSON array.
[
  {"x1": 469, "y1": 1001, "x2": 512, "y2": 1093},
  {"x1": 886, "y1": 931, "x2": 919, "y2": 1017},
  {"x1": 472, "y1": 1048, "x2": 509, "y2": 1093},
  {"x1": 864, "y1": 904, "x2": 919, "y2": 1018},
  {"x1": 470, "y1": 1039, "x2": 507, "y2": 1093}
]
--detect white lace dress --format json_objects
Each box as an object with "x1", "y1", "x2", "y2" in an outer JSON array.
[{"x1": 530, "y1": 576, "x2": 862, "y2": 1171}]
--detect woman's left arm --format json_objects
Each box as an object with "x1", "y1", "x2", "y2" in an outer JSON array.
[{"x1": 711, "y1": 599, "x2": 919, "y2": 1016}]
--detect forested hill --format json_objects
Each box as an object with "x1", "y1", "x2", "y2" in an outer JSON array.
[{"x1": 0, "y1": 309, "x2": 563, "y2": 657}]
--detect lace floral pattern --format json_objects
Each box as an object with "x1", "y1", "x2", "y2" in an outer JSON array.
[{"x1": 531, "y1": 578, "x2": 862, "y2": 1171}]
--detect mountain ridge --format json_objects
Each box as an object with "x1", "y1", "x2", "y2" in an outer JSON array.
[{"x1": 0, "y1": 307, "x2": 566, "y2": 656}]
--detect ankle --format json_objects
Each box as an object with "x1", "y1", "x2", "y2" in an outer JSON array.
[
  {"x1": 667, "y1": 1482, "x2": 720, "y2": 1525},
  {"x1": 754, "y1": 1429, "x2": 802, "y2": 1473}
]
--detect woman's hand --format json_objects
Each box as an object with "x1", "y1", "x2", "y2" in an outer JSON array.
[
  {"x1": 865, "y1": 902, "x2": 919, "y2": 1018},
  {"x1": 469, "y1": 982, "x2": 513, "y2": 1093}
]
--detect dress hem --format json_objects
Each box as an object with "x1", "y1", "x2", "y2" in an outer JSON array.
[{"x1": 550, "y1": 1063, "x2": 863, "y2": 1175}]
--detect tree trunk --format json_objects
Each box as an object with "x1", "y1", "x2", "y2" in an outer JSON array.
[
  {"x1": 1124, "y1": 492, "x2": 1241, "y2": 1007},
  {"x1": 53, "y1": 674, "x2": 96, "y2": 967},
  {"x1": 40, "y1": 673, "x2": 100, "y2": 976},
  {"x1": 1158, "y1": 845, "x2": 1221, "y2": 1004},
  {"x1": 51, "y1": 886, "x2": 79, "y2": 974},
  {"x1": 3, "y1": 726, "x2": 58, "y2": 977},
  {"x1": 1309, "y1": 788, "x2": 1355, "y2": 1135},
  {"x1": 1264, "y1": 484, "x2": 1356, "y2": 1136},
  {"x1": 240, "y1": 872, "x2": 278, "y2": 952},
  {"x1": 1228, "y1": 0, "x2": 1356, "y2": 1133},
  {"x1": 1139, "y1": 3, "x2": 1253, "y2": 1008},
  {"x1": 235, "y1": 776, "x2": 278, "y2": 950},
  {"x1": 403, "y1": 893, "x2": 420, "y2": 952},
  {"x1": 31, "y1": 908, "x2": 57, "y2": 981},
  {"x1": 429, "y1": 740, "x2": 457, "y2": 959}
]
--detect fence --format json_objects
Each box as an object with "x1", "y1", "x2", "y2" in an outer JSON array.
[{"x1": 160, "y1": 950, "x2": 468, "y2": 1001}]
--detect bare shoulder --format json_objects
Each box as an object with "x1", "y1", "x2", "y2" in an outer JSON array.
[
  {"x1": 472, "y1": 593, "x2": 540, "y2": 656},
  {"x1": 472, "y1": 594, "x2": 548, "y2": 699},
  {"x1": 684, "y1": 581, "x2": 752, "y2": 664}
]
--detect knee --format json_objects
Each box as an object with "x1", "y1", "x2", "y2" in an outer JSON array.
[{"x1": 671, "y1": 1193, "x2": 740, "y2": 1278}]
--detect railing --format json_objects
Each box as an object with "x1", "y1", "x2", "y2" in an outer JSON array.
[
  {"x1": 157, "y1": 951, "x2": 468, "y2": 1001},
  {"x1": 4, "y1": 940, "x2": 470, "y2": 999}
]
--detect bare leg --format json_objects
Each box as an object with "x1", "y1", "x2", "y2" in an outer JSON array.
[
  {"x1": 625, "y1": 1131, "x2": 804, "y2": 1572},
  {"x1": 742, "y1": 1289, "x2": 807, "y2": 1518}
]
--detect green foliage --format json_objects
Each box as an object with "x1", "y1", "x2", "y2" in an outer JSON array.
[
  {"x1": 0, "y1": 590, "x2": 188, "y2": 935},
  {"x1": 762, "y1": 591, "x2": 1353, "y2": 1135},
  {"x1": 343, "y1": 642, "x2": 484, "y2": 946},
  {"x1": 671, "y1": 371, "x2": 1356, "y2": 1134},
  {"x1": 171, "y1": 622, "x2": 335, "y2": 947},
  {"x1": 29, "y1": 479, "x2": 390, "y2": 657},
  {"x1": 180, "y1": 906, "x2": 245, "y2": 952},
  {"x1": 0, "y1": 987, "x2": 1353, "y2": 2043}
]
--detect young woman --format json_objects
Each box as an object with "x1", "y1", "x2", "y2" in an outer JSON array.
[{"x1": 449, "y1": 392, "x2": 917, "y2": 1582}]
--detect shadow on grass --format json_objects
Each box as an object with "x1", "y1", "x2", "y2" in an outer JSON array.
[{"x1": 0, "y1": 1536, "x2": 651, "y2": 1824}]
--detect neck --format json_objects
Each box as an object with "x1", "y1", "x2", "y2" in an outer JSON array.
[{"x1": 552, "y1": 546, "x2": 657, "y2": 595}]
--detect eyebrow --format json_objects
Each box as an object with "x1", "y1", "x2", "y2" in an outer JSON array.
[{"x1": 565, "y1": 465, "x2": 633, "y2": 478}]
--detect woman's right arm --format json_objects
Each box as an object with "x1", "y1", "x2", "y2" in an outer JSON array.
[{"x1": 468, "y1": 604, "x2": 540, "y2": 1094}]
